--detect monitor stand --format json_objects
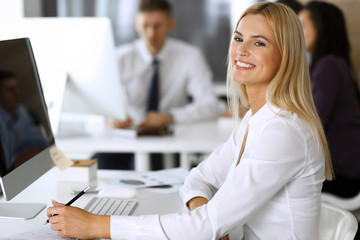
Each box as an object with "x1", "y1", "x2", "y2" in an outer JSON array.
[
  {"x1": 56, "y1": 112, "x2": 107, "y2": 138},
  {"x1": 0, "y1": 202, "x2": 46, "y2": 219}
]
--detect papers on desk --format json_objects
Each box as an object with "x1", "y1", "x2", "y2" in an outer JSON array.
[
  {"x1": 112, "y1": 125, "x2": 174, "y2": 138},
  {"x1": 112, "y1": 127, "x2": 138, "y2": 138},
  {"x1": 6, "y1": 226, "x2": 68, "y2": 240},
  {"x1": 114, "y1": 168, "x2": 189, "y2": 194}
]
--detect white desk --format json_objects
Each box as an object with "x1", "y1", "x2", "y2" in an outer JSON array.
[
  {"x1": 0, "y1": 168, "x2": 185, "y2": 239},
  {"x1": 56, "y1": 119, "x2": 234, "y2": 171}
]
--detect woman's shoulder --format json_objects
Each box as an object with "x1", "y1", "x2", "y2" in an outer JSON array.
[
  {"x1": 312, "y1": 54, "x2": 352, "y2": 87},
  {"x1": 247, "y1": 104, "x2": 307, "y2": 141},
  {"x1": 315, "y1": 54, "x2": 347, "y2": 70},
  {"x1": 262, "y1": 109, "x2": 309, "y2": 140}
]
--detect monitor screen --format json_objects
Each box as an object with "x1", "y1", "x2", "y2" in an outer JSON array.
[{"x1": 0, "y1": 38, "x2": 55, "y2": 213}]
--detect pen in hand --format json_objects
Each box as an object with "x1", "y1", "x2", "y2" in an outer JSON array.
[{"x1": 44, "y1": 186, "x2": 90, "y2": 225}]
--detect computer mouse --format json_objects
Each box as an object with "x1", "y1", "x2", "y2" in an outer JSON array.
[{"x1": 98, "y1": 186, "x2": 137, "y2": 199}]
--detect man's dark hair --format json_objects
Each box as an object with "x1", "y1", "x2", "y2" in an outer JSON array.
[
  {"x1": 276, "y1": 0, "x2": 303, "y2": 14},
  {"x1": 138, "y1": 0, "x2": 172, "y2": 16},
  {"x1": 0, "y1": 70, "x2": 17, "y2": 86}
]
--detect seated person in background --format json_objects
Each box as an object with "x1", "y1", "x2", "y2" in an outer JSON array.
[
  {"x1": 0, "y1": 128, "x2": 8, "y2": 194},
  {"x1": 0, "y1": 70, "x2": 49, "y2": 175},
  {"x1": 299, "y1": 1, "x2": 360, "y2": 199},
  {"x1": 0, "y1": 122, "x2": 9, "y2": 178},
  {"x1": 96, "y1": 0, "x2": 225, "y2": 170},
  {"x1": 111, "y1": 0, "x2": 225, "y2": 130},
  {"x1": 47, "y1": 3, "x2": 333, "y2": 239}
]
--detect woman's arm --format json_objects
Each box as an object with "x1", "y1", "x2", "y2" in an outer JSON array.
[
  {"x1": 162, "y1": 119, "x2": 311, "y2": 239},
  {"x1": 187, "y1": 197, "x2": 230, "y2": 240},
  {"x1": 180, "y1": 127, "x2": 240, "y2": 208}
]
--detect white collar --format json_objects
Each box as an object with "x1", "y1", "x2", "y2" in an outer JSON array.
[
  {"x1": 243, "y1": 103, "x2": 284, "y2": 132},
  {"x1": 137, "y1": 38, "x2": 170, "y2": 64}
]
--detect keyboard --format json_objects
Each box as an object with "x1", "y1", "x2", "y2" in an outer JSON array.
[{"x1": 84, "y1": 197, "x2": 137, "y2": 216}]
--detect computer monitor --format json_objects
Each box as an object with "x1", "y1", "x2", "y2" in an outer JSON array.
[
  {"x1": 0, "y1": 38, "x2": 55, "y2": 219},
  {"x1": 0, "y1": 17, "x2": 128, "y2": 136}
]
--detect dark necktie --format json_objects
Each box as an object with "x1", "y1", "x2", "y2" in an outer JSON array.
[{"x1": 146, "y1": 59, "x2": 159, "y2": 112}]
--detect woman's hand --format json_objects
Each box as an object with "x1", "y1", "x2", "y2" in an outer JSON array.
[
  {"x1": 138, "y1": 111, "x2": 172, "y2": 135},
  {"x1": 108, "y1": 117, "x2": 133, "y2": 129},
  {"x1": 47, "y1": 201, "x2": 110, "y2": 239},
  {"x1": 219, "y1": 234, "x2": 230, "y2": 240},
  {"x1": 186, "y1": 196, "x2": 208, "y2": 211}
]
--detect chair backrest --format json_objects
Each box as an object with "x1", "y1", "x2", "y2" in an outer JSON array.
[
  {"x1": 322, "y1": 191, "x2": 360, "y2": 211},
  {"x1": 320, "y1": 202, "x2": 358, "y2": 240}
]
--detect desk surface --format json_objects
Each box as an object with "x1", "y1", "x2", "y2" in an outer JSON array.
[
  {"x1": 0, "y1": 168, "x2": 185, "y2": 239},
  {"x1": 56, "y1": 119, "x2": 234, "y2": 156}
]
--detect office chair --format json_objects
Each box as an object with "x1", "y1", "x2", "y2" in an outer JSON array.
[
  {"x1": 322, "y1": 191, "x2": 360, "y2": 212},
  {"x1": 320, "y1": 202, "x2": 358, "y2": 240}
]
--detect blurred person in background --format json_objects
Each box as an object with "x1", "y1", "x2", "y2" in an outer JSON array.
[
  {"x1": 96, "y1": 0, "x2": 225, "y2": 170},
  {"x1": 299, "y1": 1, "x2": 360, "y2": 199}
]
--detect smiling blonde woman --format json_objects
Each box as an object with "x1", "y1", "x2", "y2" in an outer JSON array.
[{"x1": 47, "y1": 2, "x2": 332, "y2": 239}]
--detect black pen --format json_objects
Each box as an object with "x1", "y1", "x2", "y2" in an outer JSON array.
[{"x1": 44, "y1": 186, "x2": 90, "y2": 225}]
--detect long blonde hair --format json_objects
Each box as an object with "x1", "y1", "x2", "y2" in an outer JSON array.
[{"x1": 227, "y1": 2, "x2": 333, "y2": 180}]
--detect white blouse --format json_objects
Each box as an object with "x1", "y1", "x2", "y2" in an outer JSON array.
[{"x1": 111, "y1": 103, "x2": 325, "y2": 239}]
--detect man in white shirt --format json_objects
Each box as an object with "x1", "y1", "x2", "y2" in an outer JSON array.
[
  {"x1": 111, "y1": 0, "x2": 225, "y2": 131},
  {"x1": 98, "y1": 0, "x2": 225, "y2": 170}
]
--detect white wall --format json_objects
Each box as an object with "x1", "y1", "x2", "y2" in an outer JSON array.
[
  {"x1": 231, "y1": 0, "x2": 258, "y2": 30},
  {"x1": 0, "y1": 0, "x2": 23, "y2": 19}
]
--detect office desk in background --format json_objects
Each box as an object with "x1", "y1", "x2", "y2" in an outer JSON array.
[
  {"x1": 56, "y1": 119, "x2": 234, "y2": 171},
  {"x1": 0, "y1": 168, "x2": 185, "y2": 239}
]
